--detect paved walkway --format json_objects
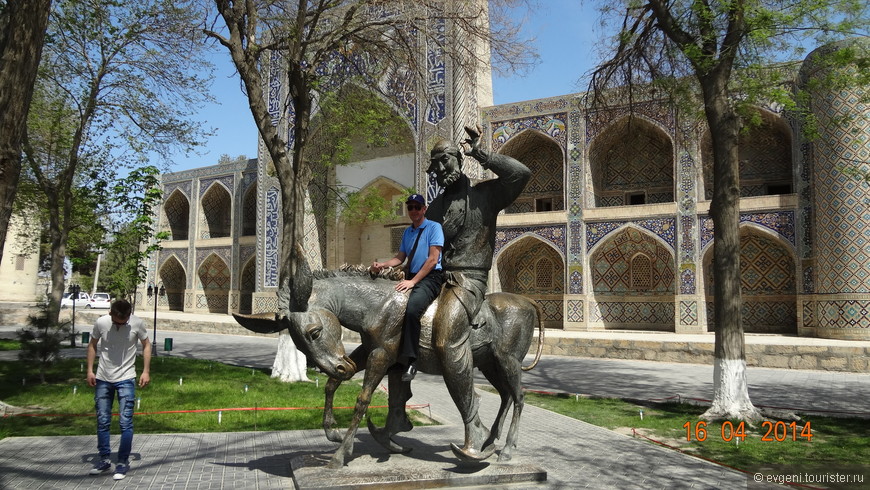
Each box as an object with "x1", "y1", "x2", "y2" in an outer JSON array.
[{"x1": 1, "y1": 328, "x2": 868, "y2": 488}]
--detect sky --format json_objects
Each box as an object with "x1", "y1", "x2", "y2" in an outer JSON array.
[{"x1": 170, "y1": 2, "x2": 602, "y2": 173}]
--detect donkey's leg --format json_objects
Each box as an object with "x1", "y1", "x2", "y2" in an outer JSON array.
[
  {"x1": 323, "y1": 345, "x2": 369, "y2": 442},
  {"x1": 368, "y1": 371, "x2": 414, "y2": 453},
  {"x1": 328, "y1": 348, "x2": 390, "y2": 468},
  {"x1": 495, "y1": 357, "x2": 525, "y2": 463},
  {"x1": 479, "y1": 363, "x2": 512, "y2": 447}
]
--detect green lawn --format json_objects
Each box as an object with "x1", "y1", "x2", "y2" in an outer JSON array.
[
  {"x1": 0, "y1": 356, "x2": 428, "y2": 439},
  {"x1": 520, "y1": 390, "x2": 870, "y2": 473}
]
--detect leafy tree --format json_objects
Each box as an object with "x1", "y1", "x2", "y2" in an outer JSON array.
[
  {"x1": 100, "y1": 166, "x2": 167, "y2": 301},
  {"x1": 22, "y1": 0, "x2": 213, "y2": 325},
  {"x1": 590, "y1": 0, "x2": 869, "y2": 421},
  {"x1": 205, "y1": 0, "x2": 536, "y2": 317},
  {"x1": 0, "y1": 0, "x2": 52, "y2": 262}
]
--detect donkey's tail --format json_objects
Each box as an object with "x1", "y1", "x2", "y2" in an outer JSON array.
[{"x1": 522, "y1": 301, "x2": 545, "y2": 371}]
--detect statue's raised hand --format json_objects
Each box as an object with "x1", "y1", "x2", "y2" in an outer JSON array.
[{"x1": 462, "y1": 125, "x2": 488, "y2": 163}]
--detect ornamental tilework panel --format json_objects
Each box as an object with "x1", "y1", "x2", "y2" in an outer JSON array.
[
  {"x1": 158, "y1": 249, "x2": 188, "y2": 273},
  {"x1": 679, "y1": 300, "x2": 698, "y2": 325},
  {"x1": 590, "y1": 227, "x2": 675, "y2": 294},
  {"x1": 700, "y1": 212, "x2": 796, "y2": 250},
  {"x1": 197, "y1": 254, "x2": 231, "y2": 290},
  {"x1": 268, "y1": 51, "x2": 281, "y2": 124},
  {"x1": 196, "y1": 247, "x2": 232, "y2": 273},
  {"x1": 490, "y1": 113, "x2": 567, "y2": 153},
  {"x1": 495, "y1": 226, "x2": 566, "y2": 257},
  {"x1": 500, "y1": 130, "x2": 565, "y2": 213},
  {"x1": 706, "y1": 300, "x2": 796, "y2": 333},
  {"x1": 535, "y1": 300, "x2": 563, "y2": 322},
  {"x1": 817, "y1": 300, "x2": 870, "y2": 329},
  {"x1": 425, "y1": 18, "x2": 445, "y2": 125},
  {"x1": 566, "y1": 299, "x2": 584, "y2": 322},
  {"x1": 483, "y1": 98, "x2": 571, "y2": 121},
  {"x1": 164, "y1": 181, "x2": 191, "y2": 200},
  {"x1": 588, "y1": 301, "x2": 675, "y2": 325},
  {"x1": 811, "y1": 78, "x2": 870, "y2": 293},
  {"x1": 264, "y1": 187, "x2": 280, "y2": 288},
  {"x1": 587, "y1": 219, "x2": 676, "y2": 251},
  {"x1": 704, "y1": 232, "x2": 796, "y2": 294}
]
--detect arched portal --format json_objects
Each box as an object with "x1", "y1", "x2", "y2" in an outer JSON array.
[
  {"x1": 158, "y1": 256, "x2": 186, "y2": 311},
  {"x1": 589, "y1": 226, "x2": 675, "y2": 330},
  {"x1": 500, "y1": 130, "x2": 564, "y2": 213},
  {"x1": 703, "y1": 226, "x2": 797, "y2": 333},
  {"x1": 239, "y1": 257, "x2": 255, "y2": 315},
  {"x1": 589, "y1": 117, "x2": 674, "y2": 207},
  {"x1": 200, "y1": 183, "x2": 232, "y2": 239},
  {"x1": 701, "y1": 108, "x2": 793, "y2": 199},
  {"x1": 340, "y1": 177, "x2": 409, "y2": 266},
  {"x1": 163, "y1": 190, "x2": 189, "y2": 240},
  {"x1": 198, "y1": 254, "x2": 230, "y2": 313},
  {"x1": 242, "y1": 183, "x2": 257, "y2": 237},
  {"x1": 496, "y1": 236, "x2": 565, "y2": 329}
]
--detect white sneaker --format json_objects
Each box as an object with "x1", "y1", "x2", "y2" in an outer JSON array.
[{"x1": 113, "y1": 463, "x2": 128, "y2": 480}]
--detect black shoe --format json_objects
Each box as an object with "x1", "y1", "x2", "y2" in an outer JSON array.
[{"x1": 401, "y1": 363, "x2": 417, "y2": 382}]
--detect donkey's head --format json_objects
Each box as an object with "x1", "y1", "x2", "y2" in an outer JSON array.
[{"x1": 285, "y1": 308, "x2": 357, "y2": 381}]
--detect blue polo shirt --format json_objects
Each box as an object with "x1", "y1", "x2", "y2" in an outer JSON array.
[{"x1": 400, "y1": 218, "x2": 444, "y2": 274}]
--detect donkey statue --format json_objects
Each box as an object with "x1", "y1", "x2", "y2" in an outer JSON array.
[{"x1": 234, "y1": 261, "x2": 544, "y2": 469}]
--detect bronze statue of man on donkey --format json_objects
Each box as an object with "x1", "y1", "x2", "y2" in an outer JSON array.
[{"x1": 235, "y1": 126, "x2": 541, "y2": 468}]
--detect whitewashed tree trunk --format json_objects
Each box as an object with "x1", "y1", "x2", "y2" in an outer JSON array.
[
  {"x1": 702, "y1": 358, "x2": 762, "y2": 423},
  {"x1": 270, "y1": 333, "x2": 310, "y2": 382}
]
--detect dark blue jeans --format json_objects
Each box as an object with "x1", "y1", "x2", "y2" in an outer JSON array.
[
  {"x1": 94, "y1": 379, "x2": 135, "y2": 464},
  {"x1": 400, "y1": 270, "x2": 444, "y2": 363}
]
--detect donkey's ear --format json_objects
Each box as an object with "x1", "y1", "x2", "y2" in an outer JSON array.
[{"x1": 232, "y1": 313, "x2": 285, "y2": 334}]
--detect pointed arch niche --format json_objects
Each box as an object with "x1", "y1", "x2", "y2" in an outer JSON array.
[
  {"x1": 589, "y1": 117, "x2": 674, "y2": 207},
  {"x1": 200, "y1": 183, "x2": 232, "y2": 239},
  {"x1": 500, "y1": 130, "x2": 564, "y2": 214},
  {"x1": 496, "y1": 236, "x2": 565, "y2": 329},
  {"x1": 158, "y1": 256, "x2": 186, "y2": 311},
  {"x1": 197, "y1": 254, "x2": 231, "y2": 313},
  {"x1": 701, "y1": 108, "x2": 793, "y2": 199},
  {"x1": 589, "y1": 226, "x2": 675, "y2": 330},
  {"x1": 163, "y1": 190, "x2": 190, "y2": 241},
  {"x1": 239, "y1": 257, "x2": 255, "y2": 315},
  {"x1": 702, "y1": 225, "x2": 796, "y2": 333},
  {"x1": 339, "y1": 177, "x2": 409, "y2": 267},
  {"x1": 242, "y1": 183, "x2": 257, "y2": 237}
]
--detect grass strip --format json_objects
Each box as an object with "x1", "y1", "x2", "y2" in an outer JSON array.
[
  {"x1": 521, "y1": 390, "x2": 870, "y2": 472},
  {"x1": 0, "y1": 356, "x2": 434, "y2": 440}
]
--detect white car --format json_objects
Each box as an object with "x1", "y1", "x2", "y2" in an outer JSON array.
[
  {"x1": 61, "y1": 292, "x2": 91, "y2": 308},
  {"x1": 89, "y1": 292, "x2": 111, "y2": 309}
]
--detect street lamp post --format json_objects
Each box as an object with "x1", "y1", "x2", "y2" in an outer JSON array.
[
  {"x1": 69, "y1": 284, "x2": 81, "y2": 347},
  {"x1": 147, "y1": 283, "x2": 164, "y2": 356}
]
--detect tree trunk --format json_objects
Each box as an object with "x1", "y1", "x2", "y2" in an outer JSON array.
[
  {"x1": 0, "y1": 0, "x2": 52, "y2": 261},
  {"x1": 270, "y1": 333, "x2": 310, "y2": 383},
  {"x1": 700, "y1": 76, "x2": 761, "y2": 423}
]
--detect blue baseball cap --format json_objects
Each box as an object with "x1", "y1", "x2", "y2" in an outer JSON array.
[{"x1": 405, "y1": 194, "x2": 426, "y2": 206}]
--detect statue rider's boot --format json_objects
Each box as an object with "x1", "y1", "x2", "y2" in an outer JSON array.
[{"x1": 450, "y1": 414, "x2": 495, "y2": 463}]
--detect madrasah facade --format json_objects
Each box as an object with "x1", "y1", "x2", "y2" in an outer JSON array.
[{"x1": 133, "y1": 31, "x2": 870, "y2": 343}]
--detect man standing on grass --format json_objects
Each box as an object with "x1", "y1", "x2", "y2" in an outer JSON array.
[{"x1": 86, "y1": 299, "x2": 151, "y2": 480}]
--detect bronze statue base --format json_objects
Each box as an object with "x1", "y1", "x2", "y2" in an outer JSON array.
[{"x1": 291, "y1": 427, "x2": 546, "y2": 489}]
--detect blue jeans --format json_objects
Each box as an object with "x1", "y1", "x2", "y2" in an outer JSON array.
[{"x1": 94, "y1": 379, "x2": 135, "y2": 464}]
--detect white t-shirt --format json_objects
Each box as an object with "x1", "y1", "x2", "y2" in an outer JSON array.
[{"x1": 91, "y1": 314, "x2": 148, "y2": 383}]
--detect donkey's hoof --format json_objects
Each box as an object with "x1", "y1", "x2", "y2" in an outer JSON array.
[{"x1": 450, "y1": 442, "x2": 495, "y2": 463}]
